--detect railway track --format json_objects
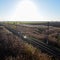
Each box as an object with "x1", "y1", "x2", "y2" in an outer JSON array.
[{"x1": 0, "y1": 25, "x2": 60, "y2": 58}]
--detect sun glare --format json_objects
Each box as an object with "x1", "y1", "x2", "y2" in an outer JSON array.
[{"x1": 12, "y1": 0, "x2": 40, "y2": 21}]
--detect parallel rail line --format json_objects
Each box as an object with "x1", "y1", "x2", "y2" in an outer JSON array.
[{"x1": 0, "y1": 24, "x2": 60, "y2": 58}]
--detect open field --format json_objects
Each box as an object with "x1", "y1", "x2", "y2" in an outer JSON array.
[
  {"x1": 0, "y1": 22, "x2": 60, "y2": 60},
  {"x1": 3, "y1": 22, "x2": 60, "y2": 47}
]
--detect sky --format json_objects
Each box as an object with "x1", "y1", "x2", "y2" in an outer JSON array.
[{"x1": 0, "y1": 0, "x2": 60, "y2": 21}]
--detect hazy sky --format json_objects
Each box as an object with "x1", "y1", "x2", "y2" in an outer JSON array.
[{"x1": 0, "y1": 0, "x2": 60, "y2": 21}]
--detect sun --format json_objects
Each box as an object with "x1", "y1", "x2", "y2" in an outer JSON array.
[{"x1": 12, "y1": 0, "x2": 40, "y2": 21}]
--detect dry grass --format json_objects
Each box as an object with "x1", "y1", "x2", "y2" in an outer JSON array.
[{"x1": 0, "y1": 26, "x2": 59, "y2": 60}]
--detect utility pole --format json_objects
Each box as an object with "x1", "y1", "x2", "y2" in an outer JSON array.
[
  {"x1": 45, "y1": 22, "x2": 49, "y2": 44},
  {"x1": 44, "y1": 22, "x2": 49, "y2": 44},
  {"x1": 47, "y1": 22, "x2": 49, "y2": 44}
]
